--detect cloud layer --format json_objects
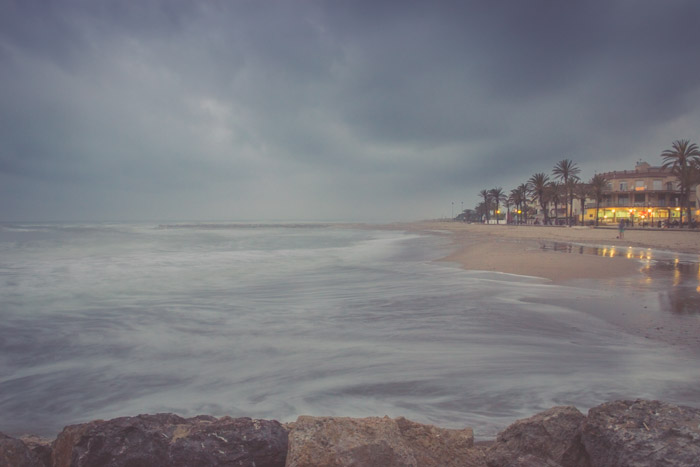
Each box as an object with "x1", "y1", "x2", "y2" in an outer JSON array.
[{"x1": 2, "y1": 1, "x2": 700, "y2": 221}]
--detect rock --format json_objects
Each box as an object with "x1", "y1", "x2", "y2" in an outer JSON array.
[
  {"x1": 286, "y1": 415, "x2": 484, "y2": 467},
  {"x1": 582, "y1": 399, "x2": 700, "y2": 467},
  {"x1": 0, "y1": 432, "x2": 49, "y2": 467},
  {"x1": 51, "y1": 413, "x2": 288, "y2": 467},
  {"x1": 486, "y1": 406, "x2": 590, "y2": 467},
  {"x1": 394, "y1": 417, "x2": 484, "y2": 466},
  {"x1": 18, "y1": 435, "x2": 53, "y2": 467}
]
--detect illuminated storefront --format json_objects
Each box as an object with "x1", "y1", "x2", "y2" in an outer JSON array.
[{"x1": 584, "y1": 161, "x2": 698, "y2": 225}]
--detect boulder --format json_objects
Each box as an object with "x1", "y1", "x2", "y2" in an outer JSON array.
[
  {"x1": 19, "y1": 435, "x2": 53, "y2": 467},
  {"x1": 0, "y1": 432, "x2": 49, "y2": 467},
  {"x1": 486, "y1": 406, "x2": 590, "y2": 467},
  {"x1": 51, "y1": 413, "x2": 288, "y2": 467},
  {"x1": 286, "y1": 415, "x2": 483, "y2": 467},
  {"x1": 582, "y1": 399, "x2": 700, "y2": 467}
]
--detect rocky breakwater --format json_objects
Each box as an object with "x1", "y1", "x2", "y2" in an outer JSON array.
[{"x1": 1, "y1": 399, "x2": 699, "y2": 466}]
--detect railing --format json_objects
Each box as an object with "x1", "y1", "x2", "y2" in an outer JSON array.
[{"x1": 585, "y1": 202, "x2": 680, "y2": 209}]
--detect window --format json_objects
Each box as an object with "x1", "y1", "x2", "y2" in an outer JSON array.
[
  {"x1": 666, "y1": 182, "x2": 674, "y2": 191},
  {"x1": 653, "y1": 180, "x2": 662, "y2": 190},
  {"x1": 618, "y1": 195, "x2": 629, "y2": 206},
  {"x1": 619, "y1": 181, "x2": 628, "y2": 191},
  {"x1": 634, "y1": 193, "x2": 645, "y2": 203},
  {"x1": 635, "y1": 180, "x2": 645, "y2": 190}
]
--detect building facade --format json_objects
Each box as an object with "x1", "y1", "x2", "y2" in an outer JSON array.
[{"x1": 585, "y1": 161, "x2": 698, "y2": 225}]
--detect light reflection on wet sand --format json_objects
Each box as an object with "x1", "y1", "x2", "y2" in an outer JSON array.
[{"x1": 537, "y1": 241, "x2": 700, "y2": 353}]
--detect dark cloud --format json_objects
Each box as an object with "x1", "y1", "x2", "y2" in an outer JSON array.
[{"x1": 2, "y1": 0, "x2": 700, "y2": 221}]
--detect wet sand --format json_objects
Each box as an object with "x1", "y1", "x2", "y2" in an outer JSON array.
[
  {"x1": 394, "y1": 221, "x2": 700, "y2": 282},
  {"x1": 370, "y1": 221, "x2": 700, "y2": 352}
]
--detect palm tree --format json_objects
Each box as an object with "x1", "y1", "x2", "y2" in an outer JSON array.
[
  {"x1": 508, "y1": 191, "x2": 518, "y2": 224},
  {"x1": 475, "y1": 202, "x2": 489, "y2": 222},
  {"x1": 589, "y1": 174, "x2": 608, "y2": 226},
  {"x1": 509, "y1": 183, "x2": 529, "y2": 224},
  {"x1": 552, "y1": 159, "x2": 581, "y2": 225},
  {"x1": 479, "y1": 189, "x2": 492, "y2": 223},
  {"x1": 573, "y1": 180, "x2": 590, "y2": 225},
  {"x1": 489, "y1": 187, "x2": 507, "y2": 224},
  {"x1": 661, "y1": 140, "x2": 700, "y2": 226},
  {"x1": 527, "y1": 173, "x2": 550, "y2": 224},
  {"x1": 565, "y1": 178, "x2": 579, "y2": 225},
  {"x1": 548, "y1": 182, "x2": 565, "y2": 225}
]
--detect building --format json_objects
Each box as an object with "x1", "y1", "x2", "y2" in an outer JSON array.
[{"x1": 585, "y1": 161, "x2": 698, "y2": 225}]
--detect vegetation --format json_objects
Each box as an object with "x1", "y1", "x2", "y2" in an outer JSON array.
[
  {"x1": 574, "y1": 180, "x2": 590, "y2": 225},
  {"x1": 478, "y1": 189, "x2": 492, "y2": 222},
  {"x1": 660, "y1": 140, "x2": 700, "y2": 226},
  {"x1": 528, "y1": 173, "x2": 550, "y2": 224},
  {"x1": 489, "y1": 187, "x2": 507, "y2": 224},
  {"x1": 509, "y1": 184, "x2": 529, "y2": 224},
  {"x1": 589, "y1": 174, "x2": 608, "y2": 226},
  {"x1": 548, "y1": 181, "x2": 563, "y2": 225},
  {"x1": 552, "y1": 159, "x2": 581, "y2": 226}
]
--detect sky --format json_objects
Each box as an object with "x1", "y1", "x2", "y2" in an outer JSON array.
[{"x1": 2, "y1": 1, "x2": 700, "y2": 222}]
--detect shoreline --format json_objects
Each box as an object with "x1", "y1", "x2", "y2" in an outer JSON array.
[
  {"x1": 388, "y1": 222, "x2": 700, "y2": 281},
  {"x1": 364, "y1": 221, "x2": 700, "y2": 353}
]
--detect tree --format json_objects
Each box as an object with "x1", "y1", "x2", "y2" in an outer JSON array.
[
  {"x1": 573, "y1": 179, "x2": 590, "y2": 225},
  {"x1": 489, "y1": 187, "x2": 507, "y2": 224},
  {"x1": 479, "y1": 189, "x2": 492, "y2": 222},
  {"x1": 660, "y1": 140, "x2": 700, "y2": 226},
  {"x1": 548, "y1": 181, "x2": 564, "y2": 225},
  {"x1": 459, "y1": 209, "x2": 476, "y2": 222},
  {"x1": 589, "y1": 174, "x2": 608, "y2": 226},
  {"x1": 475, "y1": 201, "x2": 489, "y2": 222},
  {"x1": 528, "y1": 173, "x2": 550, "y2": 224},
  {"x1": 509, "y1": 183, "x2": 529, "y2": 224},
  {"x1": 552, "y1": 159, "x2": 581, "y2": 225}
]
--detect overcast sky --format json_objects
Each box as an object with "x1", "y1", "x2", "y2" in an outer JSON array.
[{"x1": 2, "y1": 1, "x2": 700, "y2": 222}]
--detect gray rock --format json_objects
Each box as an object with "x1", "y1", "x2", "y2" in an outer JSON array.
[
  {"x1": 286, "y1": 415, "x2": 484, "y2": 467},
  {"x1": 0, "y1": 432, "x2": 48, "y2": 467},
  {"x1": 582, "y1": 399, "x2": 700, "y2": 467},
  {"x1": 486, "y1": 406, "x2": 590, "y2": 467},
  {"x1": 51, "y1": 413, "x2": 288, "y2": 467}
]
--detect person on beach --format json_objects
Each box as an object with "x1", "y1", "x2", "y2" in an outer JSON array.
[{"x1": 618, "y1": 219, "x2": 625, "y2": 239}]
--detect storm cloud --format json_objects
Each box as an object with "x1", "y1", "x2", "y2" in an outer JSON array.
[{"x1": 2, "y1": 0, "x2": 700, "y2": 221}]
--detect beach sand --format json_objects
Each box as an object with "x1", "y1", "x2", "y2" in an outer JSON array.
[
  {"x1": 391, "y1": 221, "x2": 700, "y2": 282},
  {"x1": 369, "y1": 221, "x2": 700, "y2": 352}
]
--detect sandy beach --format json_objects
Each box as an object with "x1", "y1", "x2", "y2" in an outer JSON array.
[
  {"x1": 373, "y1": 221, "x2": 700, "y2": 352},
  {"x1": 390, "y1": 221, "x2": 700, "y2": 282}
]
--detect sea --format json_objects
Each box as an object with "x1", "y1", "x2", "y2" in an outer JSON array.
[{"x1": 1, "y1": 222, "x2": 699, "y2": 439}]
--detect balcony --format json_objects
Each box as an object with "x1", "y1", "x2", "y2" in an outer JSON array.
[{"x1": 586, "y1": 200, "x2": 680, "y2": 209}]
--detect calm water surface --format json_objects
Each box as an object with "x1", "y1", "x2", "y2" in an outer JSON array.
[{"x1": 1, "y1": 223, "x2": 699, "y2": 438}]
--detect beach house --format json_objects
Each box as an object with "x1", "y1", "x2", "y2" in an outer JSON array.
[{"x1": 586, "y1": 161, "x2": 699, "y2": 226}]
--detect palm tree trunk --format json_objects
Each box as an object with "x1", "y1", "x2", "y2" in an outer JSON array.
[
  {"x1": 595, "y1": 202, "x2": 600, "y2": 226},
  {"x1": 571, "y1": 196, "x2": 576, "y2": 225},
  {"x1": 541, "y1": 201, "x2": 548, "y2": 224}
]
